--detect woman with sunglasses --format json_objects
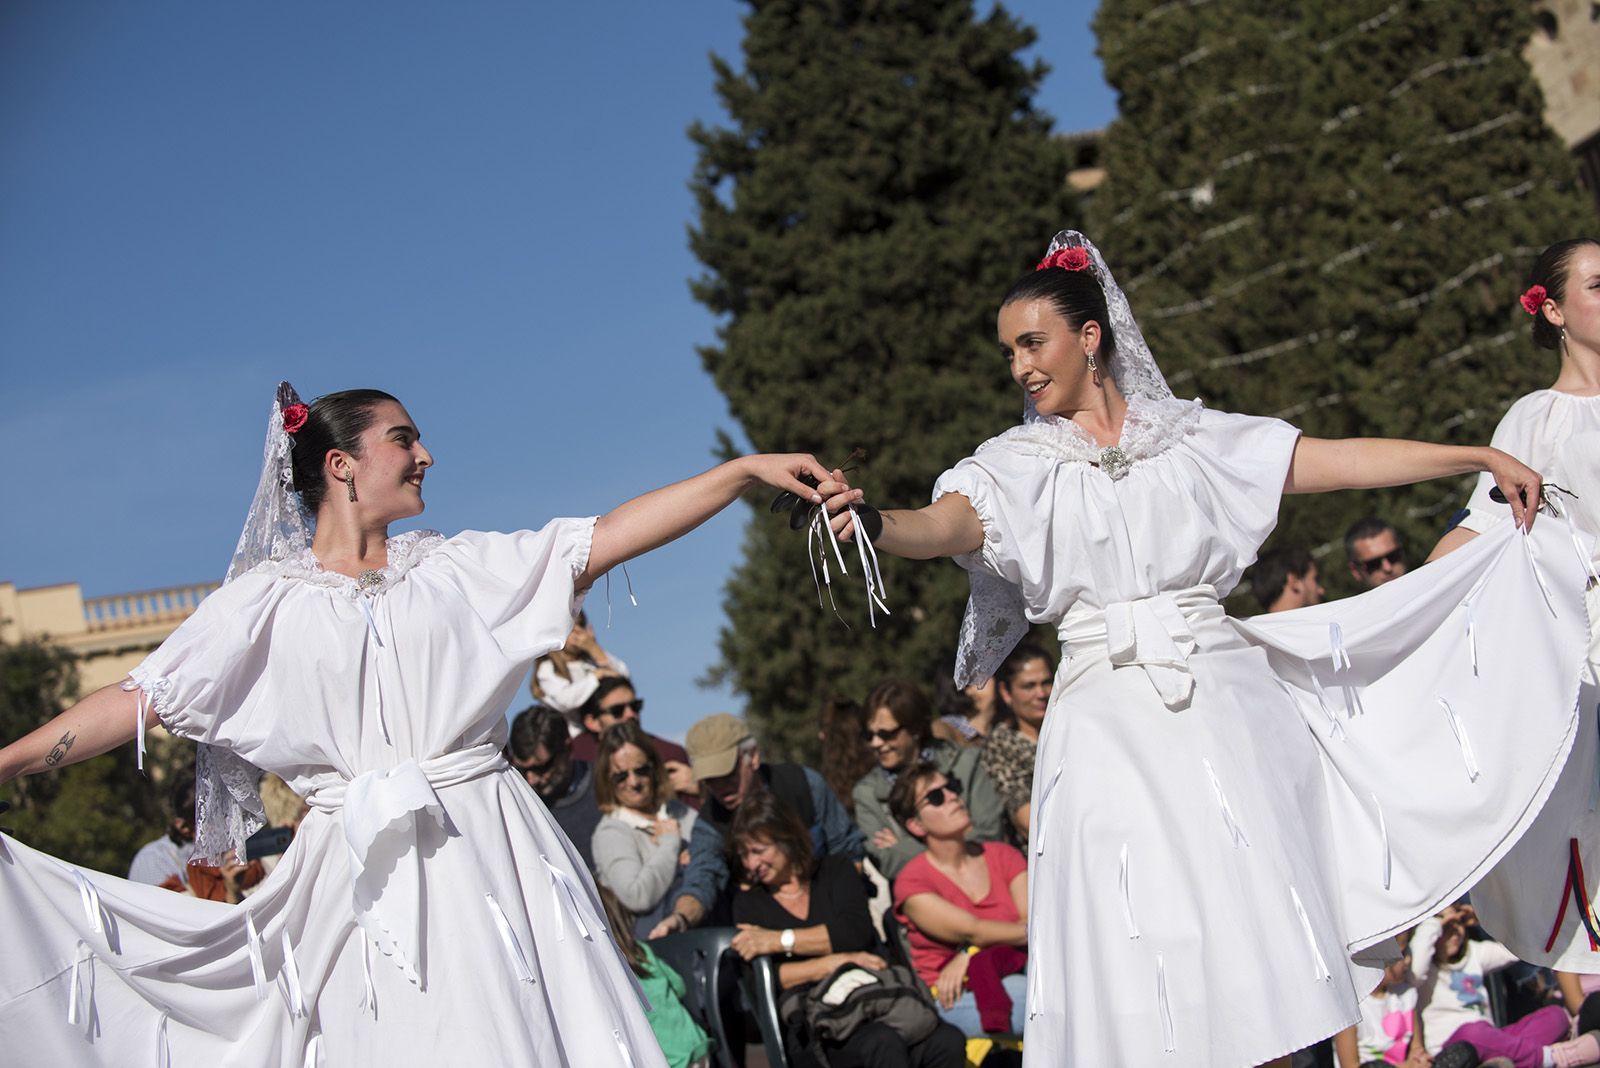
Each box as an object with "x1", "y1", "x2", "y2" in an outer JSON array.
[
  {"x1": 814, "y1": 232, "x2": 1595, "y2": 1067},
  {"x1": 890, "y1": 762, "x2": 1028, "y2": 1039},
  {"x1": 592, "y1": 720, "x2": 698, "y2": 939},
  {"x1": 1429, "y1": 238, "x2": 1600, "y2": 979}
]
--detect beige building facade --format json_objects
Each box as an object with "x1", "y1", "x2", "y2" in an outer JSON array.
[
  {"x1": 1527, "y1": 0, "x2": 1600, "y2": 208},
  {"x1": 0, "y1": 579, "x2": 217, "y2": 694}
]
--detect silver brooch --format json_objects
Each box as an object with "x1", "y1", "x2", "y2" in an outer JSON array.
[
  {"x1": 356, "y1": 569, "x2": 386, "y2": 594},
  {"x1": 1098, "y1": 445, "x2": 1132, "y2": 481}
]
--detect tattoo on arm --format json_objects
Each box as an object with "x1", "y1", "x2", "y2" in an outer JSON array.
[{"x1": 44, "y1": 731, "x2": 76, "y2": 767}]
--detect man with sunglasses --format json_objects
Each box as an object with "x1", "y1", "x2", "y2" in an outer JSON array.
[
  {"x1": 506, "y1": 705, "x2": 603, "y2": 870},
  {"x1": 1345, "y1": 515, "x2": 1409, "y2": 590},
  {"x1": 853, "y1": 679, "x2": 1005, "y2": 880},
  {"x1": 570, "y1": 676, "x2": 698, "y2": 804}
]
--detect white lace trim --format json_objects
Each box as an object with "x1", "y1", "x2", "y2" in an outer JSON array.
[
  {"x1": 982, "y1": 396, "x2": 1204, "y2": 475},
  {"x1": 257, "y1": 529, "x2": 447, "y2": 596}
]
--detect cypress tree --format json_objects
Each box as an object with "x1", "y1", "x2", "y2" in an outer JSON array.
[
  {"x1": 1090, "y1": 0, "x2": 1592, "y2": 597},
  {"x1": 690, "y1": 0, "x2": 1077, "y2": 756}
]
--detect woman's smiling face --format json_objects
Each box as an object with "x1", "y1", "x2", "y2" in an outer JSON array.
[{"x1": 998, "y1": 298, "x2": 1100, "y2": 417}]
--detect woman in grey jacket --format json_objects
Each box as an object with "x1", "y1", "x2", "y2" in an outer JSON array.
[{"x1": 592, "y1": 720, "x2": 698, "y2": 938}]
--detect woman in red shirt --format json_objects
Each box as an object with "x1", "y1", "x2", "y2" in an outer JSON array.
[{"x1": 891, "y1": 761, "x2": 1029, "y2": 1037}]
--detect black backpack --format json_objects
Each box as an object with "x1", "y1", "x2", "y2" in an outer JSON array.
[{"x1": 778, "y1": 960, "x2": 940, "y2": 1066}]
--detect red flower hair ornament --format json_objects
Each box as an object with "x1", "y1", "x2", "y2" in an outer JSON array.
[
  {"x1": 1037, "y1": 247, "x2": 1091, "y2": 273},
  {"x1": 1520, "y1": 284, "x2": 1548, "y2": 316},
  {"x1": 282, "y1": 403, "x2": 310, "y2": 434}
]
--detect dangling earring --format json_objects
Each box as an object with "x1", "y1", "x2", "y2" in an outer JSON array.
[
  {"x1": 1087, "y1": 350, "x2": 1101, "y2": 385},
  {"x1": 345, "y1": 472, "x2": 357, "y2": 502}
]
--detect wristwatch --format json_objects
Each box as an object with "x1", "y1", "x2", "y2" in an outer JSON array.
[{"x1": 780, "y1": 928, "x2": 796, "y2": 956}]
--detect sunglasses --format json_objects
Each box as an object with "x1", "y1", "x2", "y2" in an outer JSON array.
[
  {"x1": 1354, "y1": 547, "x2": 1404, "y2": 574},
  {"x1": 860, "y1": 724, "x2": 906, "y2": 743},
  {"x1": 518, "y1": 756, "x2": 559, "y2": 779},
  {"x1": 611, "y1": 765, "x2": 655, "y2": 787},
  {"x1": 601, "y1": 698, "x2": 645, "y2": 718},
  {"x1": 917, "y1": 779, "x2": 964, "y2": 810}
]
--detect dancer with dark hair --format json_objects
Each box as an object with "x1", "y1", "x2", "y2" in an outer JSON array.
[
  {"x1": 814, "y1": 232, "x2": 1594, "y2": 1067},
  {"x1": 0, "y1": 384, "x2": 834, "y2": 1064},
  {"x1": 1430, "y1": 238, "x2": 1600, "y2": 985}
]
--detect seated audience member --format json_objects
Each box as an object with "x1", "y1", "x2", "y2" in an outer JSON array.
[
  {"x1": 890, "y1": 762, "x2": 1028, "y2": 1037},
  {"x1": 238, "y1": 772, "x2": 309, "y2": 897},
  {"x1": 506, "y1": 704, "x2": 602, "y2": 870},
  {"x1": 1559, "y1": 971, "x2": 1600, "y2": 1045},
  {"x1": 931, "y1": 677, "x2": 998, "y2": 748},
  {"x1": 1346, "y1": 516, "x2": 1408, "y2": 591},
  {"x1": 978, "y1": 644, "x2": 1056, "y2": 846},
  {"x1": 592, "y1": 721, "x2": 697, "y2": 939},
  {"x1": 728, "y1": 792, "x2": 966, "y2": 1068},
  {"x1": 570, "y1": 676, "x2": 697, "y2": 802},
  {"x1": 530, "y1": 609, "x2": 629, "y2": 728},
  {"x1": 853, "y1": 679, "x2": 1004, "y2": 880},
  {"x1": 1339, "y1": 932, "x2": 1427, "y2": 1067},
  {"x1": 650, "y1": 713, "x2": 865, "y2": 937},
  {"x1": 818, "y1": 695, "x2": 875, "y2": 816},
  {"x1": 1412, "y1": 903, "x2": 1598, "y2": 1068},
  {"x1": 1248, "y1": 545, "x2": 1326, "y2": 613},
  {"x1": 597, "y1": 885, "x2": 713, "y2": 1068},
  {"x1": 128, "y1": 767, "x2": 198, "y2": 887}
]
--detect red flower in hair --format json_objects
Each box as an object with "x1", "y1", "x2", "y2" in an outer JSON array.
[
  {"x1": 282, "y1": 403, "x2": 310, "y2": 434},
  {"x1": 1037, "y1": 247, "x2": 1091, "y2": 272},
  {"x1": 1520, "y1": 284, "x2": 1548, "y2": 316}
]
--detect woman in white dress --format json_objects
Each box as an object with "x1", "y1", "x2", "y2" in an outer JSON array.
[
  {"x1": 0, "y1": 383, "x2": 833, "y2": 1066},
  {"x1": 815, "y1": 232, "x2": 1595, "y2": 1067},
  {"x1": 1431, "y1": 237, "x2": 1600, "y2": 973}
]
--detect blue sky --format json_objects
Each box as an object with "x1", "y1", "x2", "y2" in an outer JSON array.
[{"x1": 0, "y1": 2, "x2": 1116, "y2": 745}]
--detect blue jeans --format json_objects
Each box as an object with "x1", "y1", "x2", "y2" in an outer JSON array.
[{"x1": 935, "y1": 972, "x2": 1027, "y2": 1037}]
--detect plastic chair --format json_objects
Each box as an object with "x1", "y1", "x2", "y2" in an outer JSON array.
[
  {"x1": 651, "y1": 927, "x2": 744, "y2": 1068},
  {"x1": 741, "y1": 953, "x2": 791, "y2": 1068}
]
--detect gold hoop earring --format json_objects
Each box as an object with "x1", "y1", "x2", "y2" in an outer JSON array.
[{"x1": 345, "y1": 472, "x2": 357, "y2": 502}]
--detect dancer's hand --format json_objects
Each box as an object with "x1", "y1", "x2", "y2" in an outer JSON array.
[
  {"x1": 818, "y1": 469, "x2": 870, "y2": 541},
  {"x1": 934, "y1": 950, "x2": 971, "y2": 1010},
  {"x1": 740, "y1": 454, "x2": 835, "y2": 501},
  {"x1": 1483, "y1": 449, "x2": 1543, "y2": 532}
]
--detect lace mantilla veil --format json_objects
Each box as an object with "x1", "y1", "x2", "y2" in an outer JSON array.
[
  {"x1": 189, "y1": 381, "x2": 313, "y2": 863},
  {"x1": 951, "y1": 231, "x2": 1185, "y2": 687}
]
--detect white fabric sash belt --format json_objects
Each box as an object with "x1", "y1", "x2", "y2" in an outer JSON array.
[
  {"x1": 1057, "y1": 585, "x2": 1224, "y2": 711},
  {"x1": 304, "y1": 742, "x2": 506, "y2": 985}
]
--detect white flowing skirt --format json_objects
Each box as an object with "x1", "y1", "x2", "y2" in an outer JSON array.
[
  {"x1": 0, "y1": 767, "x2": 666, "y2": 1067},
  {"x1": 1021, "y1": 521, "x2": 1594, "y2": 1068}
]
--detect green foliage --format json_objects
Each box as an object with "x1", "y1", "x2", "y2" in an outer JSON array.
[
  {"x1": 692, "y1": 0, "x2": 1078, "y2": 757},
  {"x1": 0, "y1": 638, "x2": 169, "y2": 874},
  {"x1": 1090, "y1": 0, "x2": 1593, "y2": 601}
]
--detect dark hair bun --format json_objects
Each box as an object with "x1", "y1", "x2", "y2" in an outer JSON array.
[{"x1": 1526, "y1": 238, "x2": 1600, "y2": 352}]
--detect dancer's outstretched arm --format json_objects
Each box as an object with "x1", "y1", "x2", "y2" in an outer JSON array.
[
  {"x1": 581, "y1": 454, "x2": 833, "y2": 585},
  {"x1": 1284, "y1": 437, "x2": 1542, "y2": 531},
  {"x1": 817, "y1": 486, "x2": 985, "y2": 559},
  {"x1": 0, "y1": 683, "x2": 153, "y2": 785}
]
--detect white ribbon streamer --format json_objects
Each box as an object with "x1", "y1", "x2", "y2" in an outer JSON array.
[
  {"x1": 484, "y1": 893, "x2": 535, "y2": 983},
  {"x1": 135, "y1": 686, "x2": 149, "y2": 772},
  {"x1": 613, "y1": 1029, "x2": 637, "y2": 1068},
  {"x1": 1203, "y1": 759, "x2": 1250, "y2": 848},
  {"x1": 1437, "y1": 696, "x2": 1480, "y2": 782},
  {"x1": 360, "y1": 935, "x2": 377, "y2": 1014},
  {"x1": 1464, "y1": 600, "x2": 1479, "y2": 677},
  {"x1": 847, "y1": 506, "x2": 891, "y2": 627},
  {"x1": 246, "y1": 913, "x2": 268, "y2": 1002},
  {"x1": 1290, "y1": 886, "x2": 1333, "y2": 981},
  {"x1": 545, "y1": 857, "x2": 599, "y2": 942},
  {"x1": 156, "y1": 1012, "x2": 172, "y2": 1068},
  {"x1": 1119, "y1": 843, "x2": 1141, "y2": 939},
  {"x1": 304, "y1": 1034, "x2": 325, "y2": 1068},
  {"x1": 1522, "y1": 530, "x2": 1558, "y2": 618},
  {"x1": 66, "y1": 941, "x2": 94, "y2": 1028},
  {"x1": 1327, "y1": 623, "x2": 1351, "y2": 672},
  {"x1": 280, "y1": 930, "x2": 307, "y2": 1019},
  {"x1": 1372, "y1": 792, "x2": 1391, "y2": 891},
  {"x1": 357, "y1": 598, "x2": 391, "y2": 745},
  {"x1": 1033, "y1": 764, "x2": 1065, "y2": 857},
  {"x1": 72, "y1": 869, "x2": 106, "y2": 939},
  {"x1": 1156, "y1": 953, "x2": 1175, "y2": 1052}
]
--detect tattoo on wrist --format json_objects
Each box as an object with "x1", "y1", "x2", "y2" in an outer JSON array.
[{"x1": 44, "y1": 731, "x2": 76, "y2": 767}]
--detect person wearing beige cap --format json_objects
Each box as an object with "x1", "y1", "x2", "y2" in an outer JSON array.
[{"x1": 648, "y1": 713, "x2": 864, "y2": 937}]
